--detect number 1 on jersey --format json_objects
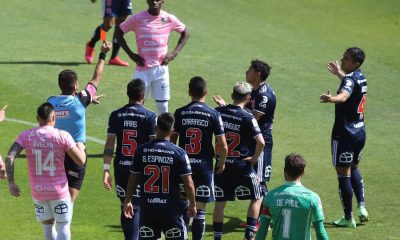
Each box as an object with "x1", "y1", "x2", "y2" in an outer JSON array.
[{"x1": 33, "y1": 149, "x2": 55, "y2": 176}]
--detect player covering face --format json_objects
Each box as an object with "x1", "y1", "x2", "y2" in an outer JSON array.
[{"x1": 4, "y1": 103, "x2": 86, "y2": 240}]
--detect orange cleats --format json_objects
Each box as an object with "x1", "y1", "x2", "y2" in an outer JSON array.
[
  {"x1": 109, "y1": 56, "x2": 129, "y2": 67},
  {"x1": 85, "y1": 42, "x2": 95, "y2": 64}
]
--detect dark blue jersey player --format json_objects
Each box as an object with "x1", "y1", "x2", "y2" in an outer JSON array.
[
  {"x1": 171, "y1": 77, "x2": 228, "y2": 240},
  {"x1": 213, "y1": 82, "x2": 265, "y2": 240},
  {"x1": 123, "y1": 113, "x2": 197, "y2": 240},
  {"x1": 103, "y1": 79, "x2": 157, "y2": 240},
  {"x1": 320, "y1": 47, "x2": 369, "y2": 228},
  {"x1": 48, "y1": 41, "x2": 112, "y2": 202},
  {"x1": 245, "y1": 60, "x2": 276, "y2": 186}
]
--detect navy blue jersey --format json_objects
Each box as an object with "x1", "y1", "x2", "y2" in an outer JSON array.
[
  {"x1": 333, "y1": 69, "x2": 367, "y2": 138},
  {"x1": 131, "y1": 140, "x2": 192, "y2": 205},
  {"x1": 107, "y1": 103, "x2": 157, "y2": 171},
  {"x1": 48, "y1": 88, "x2": 93, "y2": 143},
  {"x1": 215, "y1": 105, "x2": 261, "y2": 167},
  {"x1": 173, "y1": 102, "x2": 225, "y2": 173},
  {"x1": 245, "y1": 83, "x2": 276, "y2": 136}
]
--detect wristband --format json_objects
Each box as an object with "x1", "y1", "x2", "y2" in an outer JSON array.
[
  {"x1": 104, "y1": 164, "x2": 110, "y2": 171},
  {"x1": 99, "y1": 52, "x2": 106, "y2": 60}
]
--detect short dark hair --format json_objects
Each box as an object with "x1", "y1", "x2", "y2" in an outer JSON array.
[
  {"x1": 284, "y1": 153, "x2": 306, "y2": 179},
  {"x1": 250, "y1": 60, "x2": 271, "y2": 81},
  {"x1": 58, "y1": 69, "x2": 78, "y2": 93},
  {"x1": 157, "y1": 112, "x2": 174, "y2": 132},
  {"x1": 189, "y1": 76, "x2": 207, "y2": 98},
  {"x1": 37, "y1": 102, "x2": 54, "y2": 122},
  {"x1": 127, "y1": 79, "x2": 146, "y2": 101},
  {"x1": 346, "y1": 47, "x2": 366, "y2": 66}
]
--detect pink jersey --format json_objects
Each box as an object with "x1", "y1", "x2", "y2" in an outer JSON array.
[
  {"x1": 120, "y1": 10, "x2": 186, "y2": 70},
  {"x1": 16, "y1": 126, "x2": 76, "y2": 201}
]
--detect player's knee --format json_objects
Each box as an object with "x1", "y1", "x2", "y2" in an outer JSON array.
[{"x1": 42, "y1": 218, "x2": 55, "y2": 225}]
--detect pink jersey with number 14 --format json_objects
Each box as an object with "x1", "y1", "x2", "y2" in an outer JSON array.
[
  {"x1": 16, "y1": 126, "x2": 76, "y2": 201},
  {"x1": 120, "y1": 10, "x2": 186, "y2": 71}
]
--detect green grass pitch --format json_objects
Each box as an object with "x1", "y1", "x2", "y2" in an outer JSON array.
[{"x1": 0, "y1": 0, "x2": 399, "y2": 239}]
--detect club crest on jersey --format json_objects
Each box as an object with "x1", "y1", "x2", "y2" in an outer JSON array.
[{"x1": 161, "y1": 17, "x2": 170, "y2": 24}]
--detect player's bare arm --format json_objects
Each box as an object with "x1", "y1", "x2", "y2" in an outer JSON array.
[
  {"x1": 320, "y1": 90, "x2": 350, "y2": 103},
  {"x1": 215, "y1": 135, "x2": 228, "y2": 174},
  {"x1": 0, "y1": 104, "x2": 7, "y2": 122},
  {"x1": 327, "y1": 60, "x2": 345, "y2": 80},
  {"x1": 67, "y1": 144, "x2": 87, "y2": 166},
  {"x1": 88, "y1": 41, "x2": 112, "y2": 88},
  {"x1": 213, "y1": 95, "x2": 227, "y2": 107},
  {"x1": 124, "y1": 172, "x2": 140, "y2": 218},
  {"x1": 0, "y1": 155, "x2": 6, "y2": 179},
  {"x1": 181, "y1": 174, "x2": 197, "y2": 217},
  {"x1": 5, "y1": 142, "x2": 24, "y2": 196},
  {"x1": 162, "y1": 28, "x2": 190, "y2": 65},
  {"x1": 115, "y1": 26, "x2": 145, "y2": 66},
  {"x1": 244, "y1": 134, "x2": 265, "y2": 165},
  {"x1": 252, "y1": 110, "x2": 264, "y2": 122},
  {"x1": 103, "y1": 134, "x2": 116, "y2": 190}
]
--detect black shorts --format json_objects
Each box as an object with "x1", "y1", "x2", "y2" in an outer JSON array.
[
  {"x1": 331, "y1": 134, "x2": 366, "y2": 167},
  {"x1": 65, "y1": 149, "x2": 87, "y2": 190}
]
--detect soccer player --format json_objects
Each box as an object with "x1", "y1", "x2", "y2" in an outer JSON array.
[
  {"x1": 320, "y1": 47, "x2": 369, "y2": 228},
  {"x1": 0, "y1": 104, "x2": 7, "y2": 179},
  {"x1": 103, "y1": 78, "x2": 157, "y2": 240},
  {"x1": 85, "y1": 0, "x2": 131, "y2": 66},
  {"x1": 48, "y1": 41, "x2": 112, "y2": 202},
  {"x1": 255, "y1": 153, "x2": 329, "y2": 240},
  {"x1": 171, "y1": 76, "x2": 228, "y2": 240},
  {"x1": 4, "y1": 103, "x2": 86, "y2": 240},
  {"x1": 213, "y1": 82, "x2": 265, "y2": 240},
  {"x1": 123, "y1": 113, "x2": 197, "y2": 240},
  {"x1": 116, "y1": 0, "x2": 190, "y2": 114}
]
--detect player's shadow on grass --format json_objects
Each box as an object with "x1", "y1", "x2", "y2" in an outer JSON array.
[
  {"x1": 0, "y1": 61, "x2": 85, "y2": 66},
  {"x1": 323, "y1": 222, "x2": 366, "y2": 228},
  {"x1": 203, "y1": 213, "x2": 244, "y2": 235},
  {"x1": 103, "y1": 225, "x2": 123, "y2": 233}
]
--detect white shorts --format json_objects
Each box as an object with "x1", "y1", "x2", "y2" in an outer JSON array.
[
  {"x1": 134, "y1": 65, "x2": 170, "y2": 101},
  {"x1": 33, "y1": 195, "x2": 73, "y2": 223}
]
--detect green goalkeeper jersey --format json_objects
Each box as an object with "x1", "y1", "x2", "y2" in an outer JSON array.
[{"x1": 263, "y1": 182, "x2": 325, "y2": 240}]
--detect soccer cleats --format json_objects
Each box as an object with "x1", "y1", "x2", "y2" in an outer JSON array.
[
  {"x1": 332, "y1": 217, "x2": 356, "y2": 228},
  {"x1": 109, "y1": 56, "x2": 129, "y2": 67},
  {"x1": 358, "y1": 207, "x2": 369, "y2": 223},
  {"x1": 85, "y1": 42, "x2": 95, "y2": 64}
]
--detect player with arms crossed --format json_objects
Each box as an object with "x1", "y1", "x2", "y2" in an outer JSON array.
[
  {"x1": 116, "y1": 0, "x2": 190, "y2": 114},
  {"x1": 256, "y1": 153, "x2": 329, "y2": 240},
  {"x1": 171, "y1": 76, "x2": 228, "y2": 240},
  {"x1": 4, "y1": 103, "x2": 86, "y2": 240},
  {"x1": 320, "y1": 47, "x2": 369, "y2": 228},
  {"x1": 124, "y1": 113, "x2": 196, "y2": 240},
  {"x1": 213, "y1": 82, "x2": 265, "y2": 240},
  {"x1": 103, "y1": 79, "x2": 157, "y2": 240},
  {"x1": 48, "y1": 41, "x2": 111, "y2": 202},
  {"x1": 85, "y1": 0, "x2": 131, "y2": 66}
]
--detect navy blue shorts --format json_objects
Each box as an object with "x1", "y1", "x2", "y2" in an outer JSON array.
[
  {"x1": 103, "y1": 0, "x2": 132, "y2": 18},
  {"x1": 139, "y1": 206, "x2": 188, "y2": 240},
  {"x1": 115, "y1": 167, "x2": 141, "y2": 206},
  {"x1": 331, "y1": 135, "x2": 365, "y2": 167},
  {"x1": 214, "y1": 164, "x2": 263, "y2": 201},
  {"x1": 191, "y1": 169, "x2": 215, "y2": 203},
  {"x1": 254, "y1": 141, "x2": 273, "y2": 183}
]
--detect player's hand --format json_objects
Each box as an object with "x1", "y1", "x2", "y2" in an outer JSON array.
[
  {"x1": 327, "y1": 60, "x2": 344, "y2": 76},
  {"x1": 123, "y1": 202, "x2": 134, "y2": 219},
  {"x1": 213, "y1": 95, "x2": 226, "y2": 107},
  {"x1": 161, "y1": 52, "x2": 177, "y2": 65},
  {"x1": 243, "y1": 156, "x2": 258, "y2": 165},
  {"x1": 100, "y1": 41, "x2": 112, "y2": 54},
  {"x1": 9, "y1": 182, "x2": 20, "y2": 197},
  {"x1": 215, "y1": 161, "x2": 225, "y2": 174},
  {"x1": 188, "y1": 203, "x2": 197, "y2": 218},
  {"x1": 0, "y1": 157, "x2": 6, "y2": 179},
  {"x1": 0, "y1": 105, "x2": 7, "y2": 122},
  {"x1": 129, "y1": 53, "x2": 145, "y2": 67},
  {"x1": 319, "y1": 90, "x2": 332, "y2": 103},
  {"x1": 103, "y1": 171, "x2": 112, "y2": 190},
  {"x1": 92, "y1": 94, "x2": 105, "y2": 104}
]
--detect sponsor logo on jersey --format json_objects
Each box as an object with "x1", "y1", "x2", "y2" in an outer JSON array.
[
  {"x1": 55, "y1": 110, "x2": 70, "y2": 119},
  {"x1": 35, "y1": 185, "x2": 56, "y2": 192},
  {"x1": 119, "y1": 160, "x2": 133, "y2": 166},
  {"x1": 147, "y1": 197, "x2": 167, "y2": 204}
]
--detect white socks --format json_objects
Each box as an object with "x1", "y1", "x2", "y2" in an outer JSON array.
[
  {"x1": 43, "y1": 223, "x2": 56, "y2": 240},
  {"x1": 155, "y1": 100, "x2": 168, "y2": 114}
]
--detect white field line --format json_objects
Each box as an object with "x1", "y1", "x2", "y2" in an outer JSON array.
[{"x1": 5, "y1": 117, "x2": 106, "y2": 145}]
